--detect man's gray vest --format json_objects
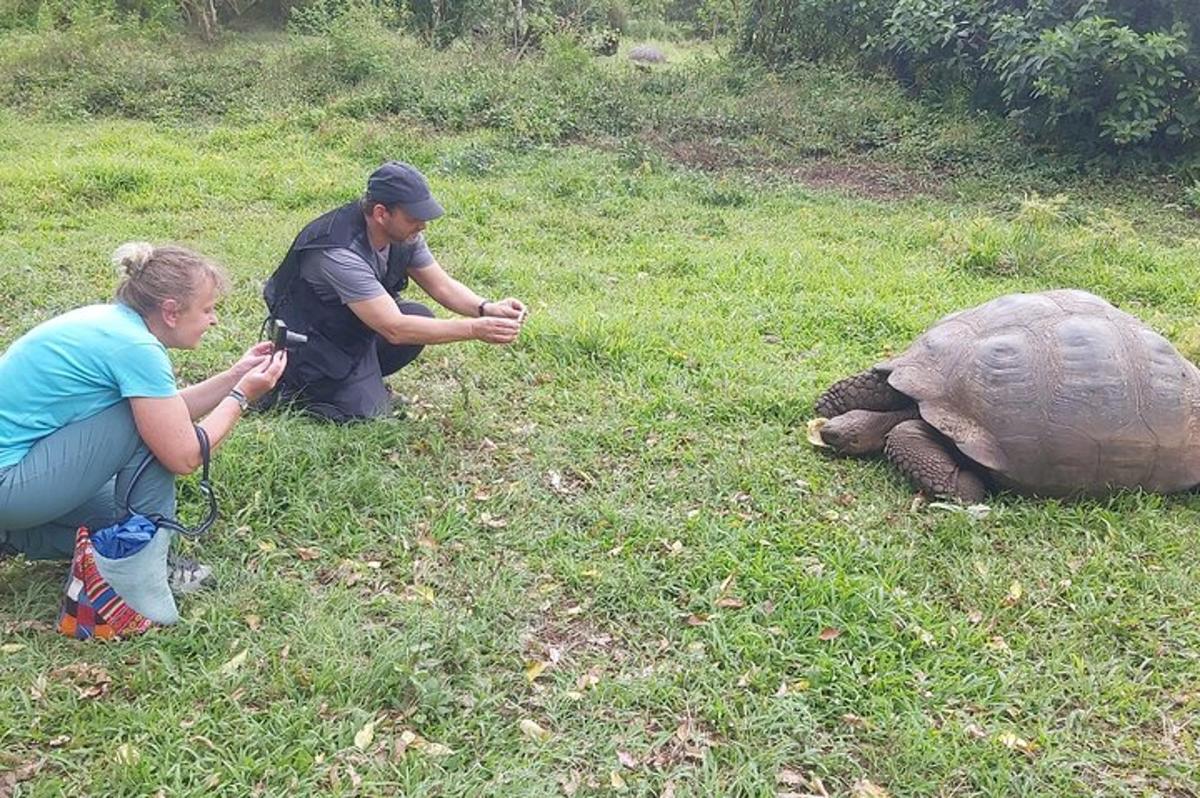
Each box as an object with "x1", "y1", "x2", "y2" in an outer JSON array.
[{"x1": 264, "y1": 202, "x2": 413, "y2": 385}]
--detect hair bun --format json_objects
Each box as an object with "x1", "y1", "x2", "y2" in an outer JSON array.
[{"x1": 112, "y1": 241, "x2": 155, "y2": 277}]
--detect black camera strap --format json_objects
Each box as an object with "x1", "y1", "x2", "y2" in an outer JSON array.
[{"x1": 124, "y1": 425, "x2": 218, "y2": 538}]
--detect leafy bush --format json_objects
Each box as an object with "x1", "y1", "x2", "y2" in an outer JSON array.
[
  {"x1": 739, "y1": 0, "x2": 893, "y2": 65},
  {"x1": 884, "y1": 1, "x2": 1200, "y2": 148},
  {"x1": 739, "y1": 0, "x2": 1200, "y2": 152}
]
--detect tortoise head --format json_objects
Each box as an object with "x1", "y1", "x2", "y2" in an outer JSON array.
[{"x1": 820, "y1": 408, "x2": 921, "y2": 455}]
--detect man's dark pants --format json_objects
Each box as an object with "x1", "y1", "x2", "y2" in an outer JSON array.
[{"x1": 278, "y1": 300, "x2": 433, "y2": 423}]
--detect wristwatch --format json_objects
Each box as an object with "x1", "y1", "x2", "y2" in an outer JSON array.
[
  {"x1": 478, "y1": 300, "x2": 491, "y2": 318},
  {"x1": 228, "y1": 388, "x2": 249, "y2": 412}
]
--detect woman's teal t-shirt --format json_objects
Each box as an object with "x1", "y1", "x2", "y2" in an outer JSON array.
[{"x1": 0, "y1": 304, "x2": 177, "y2": 468}]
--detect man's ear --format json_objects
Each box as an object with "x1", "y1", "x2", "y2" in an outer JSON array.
[{"x1": 160, "y1": 298, "x2": 180, "y2": 328}]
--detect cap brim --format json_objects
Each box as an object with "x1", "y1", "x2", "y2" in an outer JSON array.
[{"x1": 401, "y1": 197, "x2": 444, "y2": 221}]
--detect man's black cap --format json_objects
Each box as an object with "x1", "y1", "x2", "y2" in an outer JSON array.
[{"x1": 366, "y1": 161, "x2": 444, "y2": 221}]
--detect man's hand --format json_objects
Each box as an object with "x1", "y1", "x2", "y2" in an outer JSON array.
[
  {"x1": 471, "y1": 317, "x2": 522, "y2": 344},
  {"x1": 229, "y1": 341, "x2": 274, "y2": 380},
  {"x1": 482, "y1": 298, "x2": 527, "y2": 322},
  {"x1": 236, "y1": 351, "x2": 288, "y2": 402}
]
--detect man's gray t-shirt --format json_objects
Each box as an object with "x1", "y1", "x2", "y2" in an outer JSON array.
[{"x1": 299, "y1": 234, "x2": 434, "y2": 304}]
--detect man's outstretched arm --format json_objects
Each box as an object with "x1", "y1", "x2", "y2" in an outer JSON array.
[
  {"x1": 408, "y1": 260, "x2": 526, "y2": 320},
  {"x1": 348, "y1": 294, "x2": 520, "y2": 346}
]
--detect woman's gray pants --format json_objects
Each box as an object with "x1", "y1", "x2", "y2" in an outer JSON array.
[{"x1": 0, "y1": 402, "x2": 175, "y2": 560}]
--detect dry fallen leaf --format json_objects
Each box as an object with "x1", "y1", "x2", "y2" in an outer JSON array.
[
  {"x1": 417, "y1": 740, "x2": 453, "y2": 757},
  {"x1": 524, "y1": 660, "x2": 548, "y2": 683},
  {"x1": 577, "y1": 669, "x2": 601, "y2": 691},
  {"x1": 114, "y1": 743, "x2": 141, "y2": 767},
  {"x1": 243, "y1": 615, "x2": 262, "y2": 632},
  {"x1": 406, "y1": 584, "x2": 436, "y2": 603},
  {"x1": 852, "y1": 778, "x2": 891, "y2": 798},
  {"x1": 997, "y1": 731, "x2": 1037, "y2": 755},
  {"x1": 1, "y1": 643, "x2": 27, "y2": 654},
  {"x1": 817, "y1": 627, "x2": 841, "y2": 641},
  {"x1": 715, "y1": 596, "x2": 746, "y2": 609},
  {"x1": 480, "y1": 513, "x2": 508, "y2": 529},
  {"x1": 219, "y1": 650, "x2": 249, "y2": 676},
  {"x1": 1, "y1": 757, "x2": 47, "y2": 789},
  {"x1": 616, "y1": 750, "x2": 638, "y2": 769},
  {"x1": 1004, "y1": 581, "x2": 1023, "y2": 606},
  {"x1": 354, "y1": 720, "x2": 376, "y2": 750},
  {"x1": 609, "y1": 770, "x2": 626, "y2": 789},
  {"x1": 296, "y1": 547, "x2": 320, "y2": 561},
  {"x1": 806, "y1": 418, "x2": 830, "y2": 448},
  {"x1": 558, "y1": 771, "x2": 582, "y2": 796},
  {"x1": 520, "y1": 718, "x2": 552, "y2": 742}
]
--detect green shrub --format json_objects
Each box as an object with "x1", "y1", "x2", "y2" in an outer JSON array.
[{"x1": 739, "y1": 0, "x2": 1200, "y2": 153}]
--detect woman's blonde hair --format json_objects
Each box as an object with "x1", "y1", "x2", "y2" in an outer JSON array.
[{"x1": 112, "y1": 242, "x2": 231, "y2": 316}]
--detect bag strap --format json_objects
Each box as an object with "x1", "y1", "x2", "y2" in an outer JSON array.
[{"x1": 125, "y1": 425, "x2": 218, "y2": 539}]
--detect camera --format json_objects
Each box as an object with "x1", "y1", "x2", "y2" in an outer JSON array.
[{"x1": 271, "y1": 320, "x2": 308, "y2": 352}]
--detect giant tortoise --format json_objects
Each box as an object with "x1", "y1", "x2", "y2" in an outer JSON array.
[{"x1": 812, "y1": 289, "x2": 1200, "y2": 502}]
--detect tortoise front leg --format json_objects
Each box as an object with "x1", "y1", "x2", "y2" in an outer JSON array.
[
  {"x1": 884, "y1": 419, "x2": 986, "y2": 503},
  {"x1": 815, "y1": 368, "x2": 911, "y2": 418}
]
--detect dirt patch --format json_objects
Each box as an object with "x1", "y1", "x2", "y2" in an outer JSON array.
[
  {"x1": 778, "y1": 159, "x2": 939, "y2": 201},
  {"x1": 612, "y1": 132, "x2": 942, "y2": 201}
]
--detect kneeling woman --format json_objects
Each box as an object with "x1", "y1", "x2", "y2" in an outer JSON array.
[{"x1": 0, "y1": 242, "x2": 285, "y2": 592}]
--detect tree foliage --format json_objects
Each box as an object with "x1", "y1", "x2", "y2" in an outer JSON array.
[{"x1": 740, "y1": 0, "x2": 1200, "y2": 151}]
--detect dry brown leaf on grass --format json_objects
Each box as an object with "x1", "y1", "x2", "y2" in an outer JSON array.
[
  {"x1": 1, "y1": 643, "x2": 27, "y2": 654},
  {"x1": 404, "y1": 584, "x2": 436, "y2": 603},
  {"x1": 1003, "y1": 580, "x2": 1023, "y2": 606},
  {"x1": 520, "y1": 718, "x2": 552, "y2": 742},
  {"x1": 852, "y1": 778, "x2": 891, "y2": 798},
  {"x1": 817, "y1": 627, "x2": 841, "y2": 641},
  {"x1": 354, "y1": 720, "x2": 376, "y2": 750},
  {"x1": 558, "y1": 771, "x2": 582, "y2": 796},
  {"x1": 616, "y1": 750, "x2": 639, "y2": 769},
  {"x1": 1, "y1": 757, "x2": 48, "y2": 792},
  {"x1": 609, "y1": 770, "x2": 626, "y2": 789},
  {"x1": 51, "y1": 663, "x2": 112, "y2": 700},
  {"x1": 295, "y1": 546, "x2": 321, "y2": 561},
  {"x1": 524, "y1": 660, "x2": 549, "y2": 683},
  {"x1": 806, "y1": 418, "x2": 830, "y2": 447},
  {"x1": 219, "y1": 650, "x2": 249, "y2": 676},
  {"x1": 114, "y1": 743, "x2": 140, "y2": 767},
  {"x1": 715, "y1": 596, "x2": 746, "y2": 609},
  {"x1": 997, "y1": 731, "x2": 1038, "y2": 755}
]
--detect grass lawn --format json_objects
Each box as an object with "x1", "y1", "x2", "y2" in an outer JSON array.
[{"x1": 1, "y1": 56, "x2": 1200, "y2": 796}]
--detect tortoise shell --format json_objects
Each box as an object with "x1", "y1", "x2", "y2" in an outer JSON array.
[{"x1": 877, "y1": 290, "x2": 1200, "y2": 496}]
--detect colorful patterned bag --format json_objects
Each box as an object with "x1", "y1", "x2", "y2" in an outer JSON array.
[
  {"x1": 58, "y1": 526, "x2": 156, "y2": 640},
  {"x1": 57, "y1": 427, "x2": 216, "y2": 640}
]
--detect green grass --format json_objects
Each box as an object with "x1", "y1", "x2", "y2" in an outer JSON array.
[{"x1": 2, "y1": 36, "x2": 1200, "y2": 797}]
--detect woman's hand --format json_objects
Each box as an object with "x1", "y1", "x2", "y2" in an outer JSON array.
[
  {"x1": 235, "y1": 351, "x2": 288, "y2": 402},
  {"x1": 228, "y1": 341, "x2": 274, "y2": 381}
]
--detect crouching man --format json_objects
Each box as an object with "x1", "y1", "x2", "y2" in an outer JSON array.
[{"x1": 262, "y1": 161, "x2": 526, "y2": 422}]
